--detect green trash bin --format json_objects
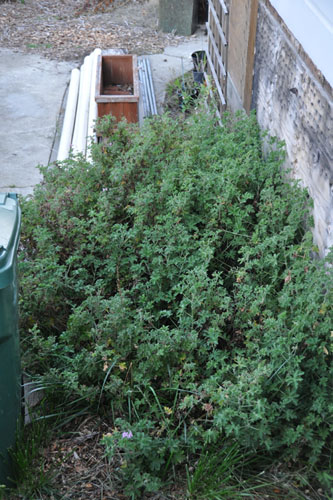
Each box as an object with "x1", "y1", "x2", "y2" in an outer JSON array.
[{"x1": 0, "y1": 193, "x2": 21, "y2": 486}]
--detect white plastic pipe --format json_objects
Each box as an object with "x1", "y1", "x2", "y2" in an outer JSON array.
[
  {"x1": 71, "y1": 62, "x2": 85, "y2": 154},
  {"x1": 72, "y1": 54, "x2": 93, "y2": 155},
  {"x1": 57, "y1": 68, "x2": 80, "y2": 161},
  {"x1": 86, "y1": 48, "x2": 101, "y2": 162}
]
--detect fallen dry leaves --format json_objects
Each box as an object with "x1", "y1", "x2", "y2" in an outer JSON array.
[
  {"x1": 0, "y1": 0, "x2": 187, "y2": 62},
  {"x1": 42, "y1": 415, "x2": 124, "y2": 499},
  {"x1": 36, "y1": 414, "x2": 187, "y2": 499}
]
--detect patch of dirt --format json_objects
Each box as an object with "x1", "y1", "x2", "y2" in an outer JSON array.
[
  {"x1": 9, "y1": 415, "x2": 187, "y2": 500},
  {"x1": 43, "y1": 416, "x2": 124, "y2": 499},
  {"x1": 0, "y1": 0, "x2": 188, "y2": 63}
]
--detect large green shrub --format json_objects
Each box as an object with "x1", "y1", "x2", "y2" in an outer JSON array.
[{"x1": 19, "y1": 111, "x2": 333, "y2": 495}]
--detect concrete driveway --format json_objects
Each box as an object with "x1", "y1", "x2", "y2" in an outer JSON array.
[{"x1": 0, "y1": 49, "x2": 73, "y2": 196}]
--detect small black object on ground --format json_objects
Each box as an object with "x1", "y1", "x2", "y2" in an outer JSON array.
[{"x1": 191, "y1": 50, "x2": 207, "y2": 84}]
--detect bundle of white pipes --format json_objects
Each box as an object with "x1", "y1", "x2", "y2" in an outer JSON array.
[
  {"x1": 57, "y1": 49, "x2": 157, "y2": 162},
  {"x1": 57, "y1": 48, "x2": 101, "y2": 162}
]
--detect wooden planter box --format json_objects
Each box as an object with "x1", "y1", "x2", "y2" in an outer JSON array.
[{"x1": 95, "y1": 53, "x2": 139, "y2": 124}]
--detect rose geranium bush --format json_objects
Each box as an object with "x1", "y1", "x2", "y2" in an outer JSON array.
[{"x1": 19, "y1": 110, "x2": 333, "y2": 495}]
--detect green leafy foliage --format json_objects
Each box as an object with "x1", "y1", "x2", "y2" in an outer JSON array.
[{"x1": 19, "y1": 110, "x2": 333, "y2": 496}]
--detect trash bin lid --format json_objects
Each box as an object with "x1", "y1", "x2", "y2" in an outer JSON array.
[{"x1": 0, "y1": 193, "x2": 21, "y2": 289}]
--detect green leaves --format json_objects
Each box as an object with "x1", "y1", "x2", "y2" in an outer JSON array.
[{"x1": 19, "y1": 110, "x2": 333, "y2": 496}]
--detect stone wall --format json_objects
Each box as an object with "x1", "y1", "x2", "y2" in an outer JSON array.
[{"x1": 252, "y1": 1, "x2": 333, "y2": 256}]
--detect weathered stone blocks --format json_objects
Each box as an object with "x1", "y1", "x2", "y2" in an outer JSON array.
[
  {"x1": 159, "y1": 0, "x2": 198, "y2": 36},
  {"x1": 252, "y1": 1, "x2": 333, "y2": 256}
]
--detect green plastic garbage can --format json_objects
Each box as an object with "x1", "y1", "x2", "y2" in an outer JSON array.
[{"x1": 0, "y1": 193, "x2": 21, "y2": 486}]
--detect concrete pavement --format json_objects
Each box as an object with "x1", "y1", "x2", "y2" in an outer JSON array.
[
  {"x1": 0, "y1": 49, "x2": 73, "y2": 196},
  {"x1": 148, "y1": 34, "x2": 207, "y2": 114}
]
